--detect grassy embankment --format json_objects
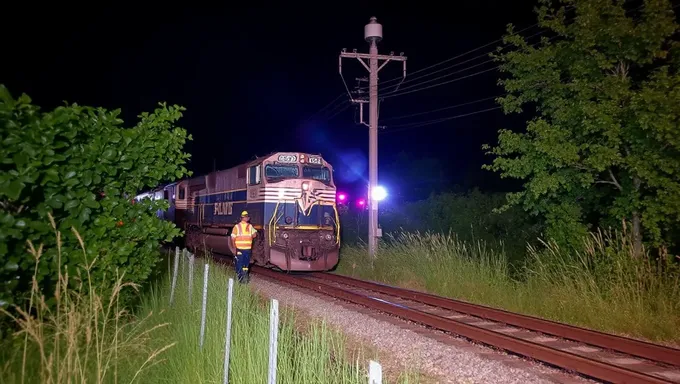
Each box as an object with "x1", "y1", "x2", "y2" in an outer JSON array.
[
  {"x1": 1, "y1": 230, "x2": 419, "y2": 383},
  {"x1": 337, "y1": 229, "x2": 680, "y2": 344}
]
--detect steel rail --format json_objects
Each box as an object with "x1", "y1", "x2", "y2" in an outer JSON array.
[
  {"x1": 313, "y1": 272, "x2": 680, "y2": 367},
  {"x1": 253, "y1": 266, "x2": 673, "y2": 384}
]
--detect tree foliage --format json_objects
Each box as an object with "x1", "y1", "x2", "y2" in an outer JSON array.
[
  {"x1": 0, "y1": 85, "x2": 192, "y2": 308},
  {"x1": 483, "y1": 0, "x2": 680, "y2": 250}
]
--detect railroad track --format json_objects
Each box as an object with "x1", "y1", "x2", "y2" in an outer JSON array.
[{"x1": 252, "y1": 266, "x2": 680, "y2": 384}]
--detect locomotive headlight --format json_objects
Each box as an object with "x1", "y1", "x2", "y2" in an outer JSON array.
[
  {"x1": 324, "y1": 233, "x2": 332, "y2": 241},
  {"x1": 302, "y1": 182, "x2": 309, "y2": 191},
  {"x1": 282, "y1": 232, "x2": 289, "y2": 239}
]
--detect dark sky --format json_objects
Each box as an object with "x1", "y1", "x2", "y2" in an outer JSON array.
[{"x1": 3, "y1": 1, "x2": 539, "y2": 200}]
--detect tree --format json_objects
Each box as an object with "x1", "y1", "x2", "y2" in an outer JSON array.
[
  {"x1": 483, "y1": 0, "x2": 680, "y2": 252},
  {"x1": 0, "y1": 85, "x2": 192, "y2": 309}
]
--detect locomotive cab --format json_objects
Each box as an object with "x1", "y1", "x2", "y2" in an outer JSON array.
[{"x1": 250, "y1": 153, "x2": 340, "y2": 271}]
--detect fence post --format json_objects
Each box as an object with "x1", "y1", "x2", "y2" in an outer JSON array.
[
  {"x1": 268, "y1": 299, "x2": 279, "y2": 384},
  {"x1": 188, "y1": 253, "x2": 195, "y2": 305},
  {"x1": 182, "y1": 248, "x2": 187, "y2": 279},
  {"x1": 199, "y1": 263, "x2": 210, "y2": 350},
  {"x1": 222, "y1": 278, "x2": 235, "y2": 384},
  {"x1": 368, "y1": 361, "x2": 382, "y2": 384},
  {"x1": 170, "y1": 246, "x2": 180, "y2": 306}
]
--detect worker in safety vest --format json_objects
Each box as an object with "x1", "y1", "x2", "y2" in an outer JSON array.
[{"x1": 230, "y1": 211, "x2": 257, "y2": 283}]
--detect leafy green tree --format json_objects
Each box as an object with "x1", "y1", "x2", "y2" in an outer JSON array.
[
  {"x1": 0, "y1": 85, "x2": 192, "y2": 309},
  {"x1": 483, "y1": 0, "x2": 680, "y2": 253}
]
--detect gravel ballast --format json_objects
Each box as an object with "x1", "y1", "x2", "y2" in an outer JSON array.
[{"x1": 249, "y1": 274, "x2": 594, "y2": 384}]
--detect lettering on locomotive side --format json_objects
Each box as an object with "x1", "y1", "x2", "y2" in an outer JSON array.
[{"x1": 213, "y1": 201, "x2": 233, "y2": 215}]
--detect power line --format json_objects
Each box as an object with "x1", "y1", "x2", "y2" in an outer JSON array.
[
  {"x1": 379, "y1": 22, "x2": 543, "y2": 85},
  {"x1": 383, "y1": 66, "x2": 499, "y2": 99},
  {"x1": 383, "y1": 58, "x2": 497, "y2": 96},
  {"x1": 383, "y1": 0, "x2": 666, "y2": 100},
  {"x1": 380, "y1": 2, "x2": 666, "y2": 132},
  {"x1": 382, "y1": 106, "x2": 502, "y2": 134},
  {"x1": 381, "y1": 95, "x2": 500, "y2": 122},
  {"x1": 304, "y1": 93, "x2": 345, "y2": 122},
  {"x1": 325, "y1": 102, "x2": 352, "y2": 121},
  {"x1": 373, "y1": 28, "x2": 548, "y2": 91}
]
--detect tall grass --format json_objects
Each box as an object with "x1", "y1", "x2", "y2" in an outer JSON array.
[
  {"x1": 0, "y1": 214, "x2": 173, "y2": 384},
  {"x1": 337, "y1": 227, "x2": 680, "y2": 344},
  {"x1": 141, "y1": 255, "x2": 416, "y2": 383},
  {"x1": 1, "y1": 217, "x2": 420, "y2": 383},
  {"x1": 138, "y1": 255, "x2": 421, "y2": 383}
]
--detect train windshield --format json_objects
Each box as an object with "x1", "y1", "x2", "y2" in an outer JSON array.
[
  {"x1": 265, "y1": 165, "x2": 299, "y2": 181},
  {"x1": 303, "y1": 166, "x2": 331, "y2": 184}
]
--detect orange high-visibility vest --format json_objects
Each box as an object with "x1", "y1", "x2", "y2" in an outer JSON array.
[{"x1": 232, "y1": 222, "x2": 255, "y2": 250}]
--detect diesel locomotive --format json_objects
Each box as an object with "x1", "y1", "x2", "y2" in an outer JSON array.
[{"x1": 137, "y1": 152, "x2": 341, "y2": 271}]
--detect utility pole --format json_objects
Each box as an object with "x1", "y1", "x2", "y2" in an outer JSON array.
[{"x1": 339, "y1": 17, "x2": 407, "y2": 258}]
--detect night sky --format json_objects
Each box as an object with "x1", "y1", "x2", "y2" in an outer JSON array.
[{"x1": 4, "y1": 1, "x2": 539, "y2": 201}]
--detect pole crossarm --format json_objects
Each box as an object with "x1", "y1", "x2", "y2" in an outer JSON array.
[{"x1": 340, "y1": 51, "x2": 408, "y2": 61}]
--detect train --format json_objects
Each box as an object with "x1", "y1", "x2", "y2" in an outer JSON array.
[{"x1": 135, "y1": 152, "x2": 341, "y2": 271}]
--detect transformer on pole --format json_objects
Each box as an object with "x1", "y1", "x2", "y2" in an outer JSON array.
[{"x1": 339, "y1": 17, "x2": 408, "y2": 258}]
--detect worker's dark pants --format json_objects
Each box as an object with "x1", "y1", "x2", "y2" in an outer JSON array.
[{"x1": 235, "y1": 249, "x2": 251, "y2": 283}]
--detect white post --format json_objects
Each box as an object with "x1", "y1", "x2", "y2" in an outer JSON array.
[
  {"x1": 199, "y1": 263, "x2": 210, "y2": 350},
  {"x1": 188, "y1": 253, "x2": 195, "y2": 305},
  {"x1": 368, "y1": 361, "x2": 382, "y2": 384},
  {"x1": 268, "y1": 299, "x2": 279, "y2": 384},
  {"x1": 170, "y1": 246, "x2": 180, "y2": 306},
  {"x1": 182, "y1": 248, "x2": 187, "y2": 279},
  {"x1": 222, "y1": 278, "x2": 234, "y2": 384}
]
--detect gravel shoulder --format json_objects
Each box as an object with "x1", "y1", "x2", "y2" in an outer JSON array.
[{"x1": 249, "y1": 274, "x2": 595, "y2": 384}]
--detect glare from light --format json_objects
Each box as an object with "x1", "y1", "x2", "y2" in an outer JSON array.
[
  {"x1": 338, "y1": 193, "x2": 347, "y2": 201},
  {"x1": 357, "y1": 199, "x2": 365, "y2": 206},
  {"x1": 371, "y1": 186, "x2": 387, "y2": 201}
]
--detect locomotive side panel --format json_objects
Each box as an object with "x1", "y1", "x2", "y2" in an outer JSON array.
[
  {"x1": 148, "y1": 151, "x2": 341, "y2": 272},
  {"x1": 194, "y1": 189, "x2": 248, "y2": 226}
]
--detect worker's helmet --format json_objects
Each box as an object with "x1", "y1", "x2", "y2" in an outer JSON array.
[{"x1": 241, "y1": 211, "x2": 249, "y2": 217}]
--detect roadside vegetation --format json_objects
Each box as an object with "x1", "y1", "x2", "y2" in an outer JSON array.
[
  {"x1": 338, "y1": 226, "x2": 680, "y2": 344},
  {"x1": 0, "y1": 88, "x2": 417, "y2": 383},
  {"x1": 338, "y1": 0, "x2": 680, "y2": 344},
  {"x1": 0, "y1": 224, "x2": 419, "y2": 383}
]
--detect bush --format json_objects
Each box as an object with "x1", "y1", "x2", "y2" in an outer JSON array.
[
  {"x1": 0, "y1": 85, "x2": 192, "y2": 311},
  {"x1": 0, "y1": 217, "x2": 173, "y2": 384},
  {"x1": 340, "y1": 189, "x2": 542, "y2": 263}
]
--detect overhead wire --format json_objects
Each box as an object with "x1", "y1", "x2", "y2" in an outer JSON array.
[
  {"x1": 370, "y1": 28, "x2": 549, "y2": 93},
  {"x1": 381, "y1": 0, "x2": 665, "y2": 98},
  {"x1": 376, "y1": 21, "x2": 546, "y2": 87},
  {"x1": 380, "y1": 24, "x2": 572, "y2": 99},
  {"x1": 383, "y1": 66, "x2": 501, "y2": 99},
  {"x1": 381, "y1": 95, "x2": 501, "y2": 122},
  {"x1": 382, "y1": 106, "x2": 503, "y2": 134},
  {"x1": 304, "y1": 93, "x2": 345, "y2": 122},
  {"x1": 326, "y1": 103, "x2": 352, "y2": 121},
  {"x1": 379, "y1": 1, "x2": 668, "y2": 133}
]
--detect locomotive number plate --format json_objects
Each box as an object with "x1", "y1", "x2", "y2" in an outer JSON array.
[
  {"x1": 308, "y1": 156, "x2": 322, "y2": 165},
  {"x1": 277, "y1": 154, "x2": 297, "y2": 163}
]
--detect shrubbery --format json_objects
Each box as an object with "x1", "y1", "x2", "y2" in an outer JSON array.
[
  {"x1": 0, "y1": 85, "x2": 192, "y2": 311},
  {"x1": 340, "y1": 189, "x2": 543, "y2": 263}
]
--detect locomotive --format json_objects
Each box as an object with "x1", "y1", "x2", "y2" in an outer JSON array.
[{"x1": 137, "y1": 152, "x2": 341, "y2": 272}]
